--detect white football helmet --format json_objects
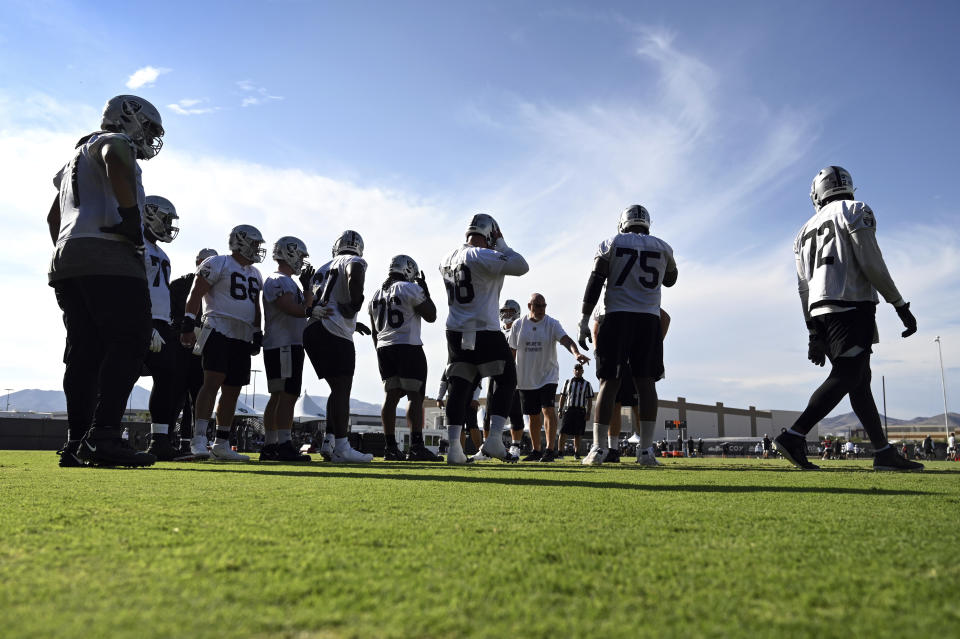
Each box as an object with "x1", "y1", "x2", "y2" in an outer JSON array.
[
  {"x1": 388, "y1": 254, "x2": 418, "y2": 282},
  {"x1": 100, "y1": 95, "x2": 164, "y2": 160},
  {"x1": 810, "y1": 166, "x2": 855, "y2": 209},
  {"x1": 195, "y1": 248, "x2": 218, "y2": 265},
  {"x1": 229, "y1": 224, "x2": 266, "y2": 263},
  {"x1": 465, "y1": 213, "x2": 501, "y2": 245},
  {"x1": 619, "y1": 205, "x2": 650, "y2": 234},
  {"x1": 332, "y1": 230, "x2": 364, "y2": 257},
  {"x1": 143, "y1": 195, "x2": 179, "y2": 242},
  {"x1": 273, "y1": 236, "x2": 309, "y2": 274},
  {"x1": 499, "y1": 299, "x2": 521, "y2": 324}
]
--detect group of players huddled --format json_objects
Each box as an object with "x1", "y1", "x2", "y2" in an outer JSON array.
[{"x1": 49, "y1": 94, "x2": 925, "y2": 473}]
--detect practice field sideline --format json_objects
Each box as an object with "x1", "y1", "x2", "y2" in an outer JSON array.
[{"x1": 1, "y1": 452, "x2": 958, "y2": 638}]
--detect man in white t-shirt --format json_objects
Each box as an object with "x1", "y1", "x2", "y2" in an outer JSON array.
[
  {"x1": 260, "y1": 237, "x2": 315, "y2": 462},
  {"x1": 439, "y1": 213, "x2": 528, "y2": 464},
  {"x1": 508, "y1": 293, "x2": 589, "y2": 462},
  {"x1": 369, "y1": 255, "x2": 441, "y2": 462},
  {"x1": 179, "y1": 225, "x2": 265, "y2": 461}
]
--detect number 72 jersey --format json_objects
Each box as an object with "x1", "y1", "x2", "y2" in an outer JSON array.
[{"x1": 597, "y1": 232, "x2": 675, "y2": 315}]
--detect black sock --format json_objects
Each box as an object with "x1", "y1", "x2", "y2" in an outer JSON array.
[{"x1": 216, "y1": 429, "x2": 230, "y2": 441}]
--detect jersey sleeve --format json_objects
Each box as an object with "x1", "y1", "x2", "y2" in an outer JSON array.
[
  {"x1": 549, "y1": 316, "x2": 568, "y2": 343},
  {"x1": 845, "y1": 202, "x2": 877, "y2": 234},
  {"x1": 196, "y1": 255, "x2": 223, "y2": 285},
  {"x1": 263, "y1": 275, "x2": 287, "y2": 302},
  {"x1": 401, "y1": 281, "x2": 427, "y2": 308},
  {"x1": 469, "y1": 247, "x2": 510, "y2": 276},
  {"x1": 594, "y1": 237, "x2": 614, "y2": 261}
]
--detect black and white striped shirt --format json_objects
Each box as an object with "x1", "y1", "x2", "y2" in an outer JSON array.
[{"x1": 560, "y1": 377, "x2": 594, "y2": 410}]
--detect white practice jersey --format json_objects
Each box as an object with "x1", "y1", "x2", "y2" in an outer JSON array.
[
  {"x1": 508, "y1": 314, "x2": 568, "y2": 390},
  {"x1": 369, "y1": 280, "x2": 428, "y2": 347},
  {"x1": 262, "y1": 272, "x2": 306, "y2": 349},
  {"x1": 197, "y1": 254, "x2": 262, "y2": 342},
  {"x1": 144, "y1": 240, "x2": 172, "y2": 322},
  {"x1": 308, "y1": 254, "x2": 367, "y2": 341},
  {"x1": 597, "y1": 232, "x2": 675, "y2": 316},
  {"x1": 52, "y1": 132, "x2": 145, "y2": 246},
  {"x1": 440, "y1": 245, "x2": 512, "y2": 331},
  {"x1": 794, "y1": 199, "x2": 901, "y2": 317}
]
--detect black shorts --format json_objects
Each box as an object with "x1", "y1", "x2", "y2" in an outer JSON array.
[
  {"x1": 201, "y1": 329, "x2": 251, "y2": 387},
  {"x1": 304, "y1": 321, "x2": 356, "y2": 380},
  {"x1": 377, "y1": 344, "x2": 427, "y2": 395},
  {"x1": 264, "y1": 344, "x2": 305, "y2": 395},
  {"x1": 445, "y1": 330, "x2": 513, "y2": 381},
  {"x1": 560, "y1": 406, "x2": 587, "y2": 436},
  {"x1": 596, "y1": 311, "x2": 664, "y2": 381},
  {"x1": 813, "y1": 306, "x2": 877, "y2": 360},
  {"x1": 519, "y1": 383, "x2": 558, "y2": 415},
  {"x1": 143, "y1": 320, "x2": 177, "y2": 377},
  {"x1": 615, "y1": 364, "x2": 638, "y2": 406}
]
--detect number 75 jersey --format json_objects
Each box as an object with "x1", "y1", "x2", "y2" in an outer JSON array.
[{"x1": 598, "y1": 232, "x2": 676, "y2": 315}]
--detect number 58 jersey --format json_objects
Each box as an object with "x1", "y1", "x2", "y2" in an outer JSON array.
[
  {"x1": 440, "y1": 245, "x2": 510, "y2": 332},
  {"x1": 197, "y1": 254, "x2": 262, "y2": 341},
  {"x1": 794, "y1": 199, "x2": 880, "y2": 313},
  {"x1": 598, "y1": 232, "x2": 675, "y2": 316},
  {"x1": 369, "y1": 280, "x2": 427, "y2": 347}
]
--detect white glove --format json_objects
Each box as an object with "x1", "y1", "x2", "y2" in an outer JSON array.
[
  {"x1": 149, "y1": 328, "x2": 165, "y2": 353},
  {"x1": 577, "y1": 314, "x2": 592, "y2": 351},
  {"x1": 310, "y1": 305, "x2": 330, "y2": 320},
  {"x1": 493, "y1": 237, "x2": 510, "y2": 252}
]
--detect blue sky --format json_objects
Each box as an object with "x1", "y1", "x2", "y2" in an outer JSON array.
[{"x1": 1, "y1": 0, "x2": 957, "y2": 420}]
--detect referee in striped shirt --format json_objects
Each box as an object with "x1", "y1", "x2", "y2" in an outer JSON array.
[{"x1": 558, "y1": 364, "x2": 594, "y2": 459}]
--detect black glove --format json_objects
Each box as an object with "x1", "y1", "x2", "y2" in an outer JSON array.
[
  {"x1": 896, "y1": 302, "x2": 917, "y2": 338},
  {"x1": 100, "y1": 206, "x2": 144, "y2": 248},
  {"x1": 807, "y1": 332, "x2": 826, "y2": 367},
  {"x1": 298, "y1": 263, "x2": 315, "y2": 291},
  {"x1": 415, "y1": 270, "x2": 431, "y2": 298},
  {"x1": 250, "y1": 331, "x2": 263, "y2": 356},
  {"x1": 355, "y1": 321, "x2": 372, "y2": 336}
]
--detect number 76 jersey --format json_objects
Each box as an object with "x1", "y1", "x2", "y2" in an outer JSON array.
[{"x1": 598, "y1": 232, "x2": 676, "y2": 315}]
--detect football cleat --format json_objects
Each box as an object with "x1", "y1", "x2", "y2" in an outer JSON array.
[
  {"x1": 873, "y1": 447, "x2": 924, "y2": 472},
  {"x1": 605, "y1": 449, "x2": 621, "y2": 463},
  {"x1": 470, "y1": 449, "x2": 491, "y2": 462},
  {"x1": 539, "y1": 448, "x2": 558, "y2": 463},
  {"x1": 446, "y1": 443, "x2": 471, "y2": 466},
  {"x1": 319, "y1": 435, "x2": 335, "y2": 462},
  {"x1": 210, "y1": 441, "x2": 250, "y2": 461},
  {"x1": 582, "y1": 445, "x2": 608, "y2": 466},
  {"x1": 57, "y1": 440, "x2": 84, "y2": 468},
  {"x1": 145, "y1": 432, "x2": 179, "y2": 462},
  {"x1": 187, "y1": 435, "x2": 211, "y2": 460},
  {"x1": 508, "y1": 444, "x2": 521, "y2": 459},
  {"x1": 406, "y1": 444, "x2": 443, "y2": 462},
  {"x1": 259, "y1": 443, "x2": 279, "y2": 461},
  {"x1": 637, "y1": 446, "x2": 662, "y2": 467},
  {"x1": 330, "y1": 445, "x2": 373, "y2": 463},
  {"x1": 77, "y1": 436, "x2": 155, "y2": 468},
  {"x1": 774, "y1": 432, "x2": 819, "y2": 470},
  {"x1": 273, "y1": 440, "x2": 311, "y2": 462},
  {"x1": 383, "y1": 445, "x2": 406, "y2": 461},
  {"x1": 481, "y1": 437, "x2": 517, "y2": 462},
  {"x1": 522, "y1": 450, "x2": 542, "y2": 462}
]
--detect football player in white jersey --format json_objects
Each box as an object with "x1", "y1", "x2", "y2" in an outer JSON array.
[
  {"x1": 138, "y1": 195, "x2": 182, "y2": 461},
  {"x1": 369, "y1": 255, "x2": 442, "y2": 462},
  {"x1": 577, "y1": 205, "x2": 677, "y2": 466},
  {"x1": 179, "y1": 225, "x2": 266, "y2": 461},
  {"x1": 303, "y1": 230, "x2": 374, "y2": 463},
  {"x1": 47, "y1": 95, "x2": 164, "y2": 468},
  {"x1": 439, "y1": 213, "x2": 529, "y2": 464},
  {"x1": 775, "y1": 166, "x2": 922, "y2": 472},
  {"x1": 508, "y1": 293, "x2": 589, "y2": 463},
  {"x1": 260, "y1": 237, "x2": 315, "y2": 462}
]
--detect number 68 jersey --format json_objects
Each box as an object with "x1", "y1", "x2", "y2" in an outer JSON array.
[
  {"x1": 597, "y1": 232, "x2": 675, "y2": 316},
  {"x1": 440, "y1": 245, "x2": 510, "y2": 332},
  {"x1": 197, "y1": 254, "x2": 262, "y2": 342}
]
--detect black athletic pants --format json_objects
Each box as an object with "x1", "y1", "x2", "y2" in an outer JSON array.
[{"x1": 53, "y1": 275, "x2": 151, "y2": 441}]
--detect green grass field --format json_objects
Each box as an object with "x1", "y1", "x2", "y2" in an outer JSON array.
[{"x1": 2, "y1": 451, "x2": 958, "y2": 639}]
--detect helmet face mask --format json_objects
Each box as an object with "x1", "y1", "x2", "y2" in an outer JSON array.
[
  {"x1": 101, "y1": 95, "x2": 164, "y2": 160},
  {"x1": 143, "y1": 195, "x2": 179, "y2": 242},
  {"x1": 465, "y1": 213, "x2": 501, "y2": 246},
  {"x1": 388, "y1": 254, "x2": 418, "y2": 282},
  {"x1": 273, "y1": 236, "x2": 309, "y2": 274},
  {"x1": 332, "y1": 230, "x2": 364, "y2": 257},
  {"x1": 229, "y1": 224, "x2": 266, "y2": 263},
  {"x1": 499, "y1": 299, "x2": 521, "y2": 325},
  {"x1": 618, "y1": 205, "x2": 650, "y2": 234},
  {"x1": 810, "y1": 166, "x2": 855, "y2": 209}
]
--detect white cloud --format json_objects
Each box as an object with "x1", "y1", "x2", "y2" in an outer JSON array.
[
  {"x1": 125, "y1": 66, "x2": 171, "y2": 89},
  {"x1": 167, "y1": 98, "x2": 220, "y2": 116},
  {"x1": 236, "y1": 80, "x2": 283, "y2": 107}
]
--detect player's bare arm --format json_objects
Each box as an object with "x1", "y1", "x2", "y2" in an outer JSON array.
[
  {"x1": 414, "y1": 298, "x2": 437, "y2": 323},
  {"x1": 100, "y1": 138, "x2": 138, "y2": 208},
  {"x1": 179, "y1": 275, "x2": 212, "y2": 348}
]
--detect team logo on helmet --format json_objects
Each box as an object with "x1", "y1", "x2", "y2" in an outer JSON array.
[
  {"x1": 388, "y1": 254, "x2": 418, "y2": 282},
  {"x1": 143, "y1": 195, "x2": 179, "y2": 242},
  {"x1": 273, "y1": 236, "x2": 309, "y2": 274},
  {"x1": 229, "y1": 224, "x2": 266, "y2": 263},
  {"x1": 332, "y1": 230, "x2": 364, "y2": 257},
  {"x1": 101, "y1": 95, "x2": 164, "y2": 160}
]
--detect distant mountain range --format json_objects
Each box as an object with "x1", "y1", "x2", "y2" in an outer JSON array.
[
  {"x1": 1, "y1": 387, "x2": 388, "y2": 416},
  {"x1": 817, "y1": 411, "x2": 959, "y2": 435}
]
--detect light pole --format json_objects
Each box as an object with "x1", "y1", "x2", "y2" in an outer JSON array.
[
  {"x1": 250, "y1": 369, "x2": 261, "y2": 410},
  {"x1": 935, "y1": 336, "x2": 950, "y2": 439},
  {"x1": 4, "y1": 388, "x2": 12, "y2": 412}
]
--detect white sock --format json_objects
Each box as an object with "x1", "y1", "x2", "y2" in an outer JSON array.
[
  {"x1": 594, "y1": 423, "x2": 609, "y2": 448},
  {"x1": 608, "y1": 434, "x2": 618, "y2": 449},
  {"x1": 448, "y1": 425, "x2": 463, "y2": 447},
  {"x1": 277, "y1": 429, "x2": 291, "y2": 444},
  {"x1": 265, "y1": 430, "x2": 277, "y2": 445},
  {"x1": 640, "y1": 420, "x2": 656, "y2": 449},
  {"x1": 194, "y1": 418, "x2": 210, "y2": 439},
  {"x1": 488, "y1": 416, "x2": 505, "y2": 439},
  {"x1": 151, "y1": 423, "x2": 168, "y2": 435},
  {"x1": 334, "y1": 436, "x2": 349, "y2": 451}
]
